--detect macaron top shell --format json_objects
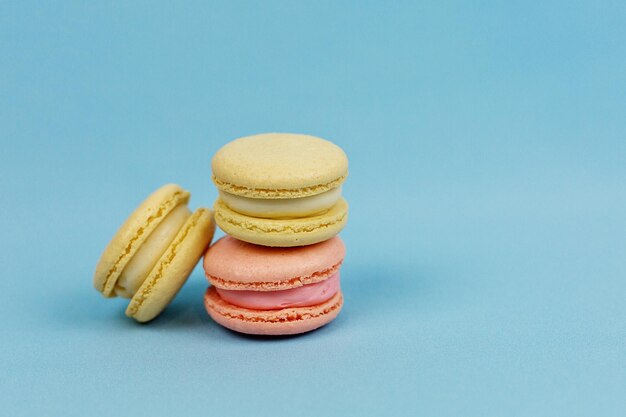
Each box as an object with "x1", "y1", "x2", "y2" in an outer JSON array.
[
  {"x1": 94, "y1": 184, "x2": 190, "y2": 297},
  {"x1": 213, "y1": 197, "x2": 348, "y2": 247},
  {"x1": 212, "y1": 133, "x2": 348, "y2": 199},
  {"x1": 204, "y1": 235, "x2": 346, "y2": 291}
]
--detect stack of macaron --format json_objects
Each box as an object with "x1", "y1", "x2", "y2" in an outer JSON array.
[
  {"x1": 93, "y1": 133, "x2": 349, "y2": 336},
  {"x1": 203, "y1": 133, "x2": 349, "y2": 335}
]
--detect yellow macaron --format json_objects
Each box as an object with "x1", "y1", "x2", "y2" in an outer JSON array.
[
  {"x1": 211, "y1": 133, "x2": 349, "y2": 247},
  {"x1": 94, "y1": 184, "x2": 215, "y2": 322}
]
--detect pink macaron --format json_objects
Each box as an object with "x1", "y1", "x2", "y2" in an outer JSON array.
[{"x1": 203, "y1": 236, "x2": 345, "y2": 335}]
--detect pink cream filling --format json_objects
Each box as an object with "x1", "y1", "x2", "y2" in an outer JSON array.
[{"x1": 216, "y1": 273, "x2": 340, "y2": 310}]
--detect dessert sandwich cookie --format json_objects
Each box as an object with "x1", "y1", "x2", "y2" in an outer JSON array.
[
  {"x1": 212, "y1": 133, "x2": 349, "y2": 247},
  {"x1": 203, "y1": 236, "x2": 346, "y2": 335},
  {"x1": 94, "y1": 184, "x2": 216, "y2": 322}
]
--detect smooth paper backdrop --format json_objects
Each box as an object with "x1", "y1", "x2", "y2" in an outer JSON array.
[{"x1": 1, "y1": 1, "x2": 625, "y2": 416}]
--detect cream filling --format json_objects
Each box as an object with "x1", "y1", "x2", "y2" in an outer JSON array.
[
  {"x1": 216, "y1": 273, "x2": 340, "y2": 310},
  {"x1": 219, "y1": 186, "x2": 342, "y2": 219},
  {"x1": 115, "y1": 204, "x2": 191, "y2": 298}
]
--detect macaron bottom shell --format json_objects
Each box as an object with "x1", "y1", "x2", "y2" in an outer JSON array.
[
  {"x1": 204, "y1": 287, "x2": 343, "y2": 336},
  {"x1": 213, "y1": 198, "x2": 348, "y2": 247}
]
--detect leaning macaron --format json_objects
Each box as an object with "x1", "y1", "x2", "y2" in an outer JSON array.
[
  {"x1": 212, "y1": 133, "x2": 348, "y2": 247},
  {"x1": 94, "y1": 184, "x2": 215, "y2": 322},
  {"x1": 203, "y1": 236, "x2": 346, "y2": 335}
]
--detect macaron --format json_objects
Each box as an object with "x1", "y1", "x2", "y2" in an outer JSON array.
[
  {"x1": 212, "y1": 133, "x2": 349, "y2": 247},
  {"x1": 203, "y1": 235, "x2": 346, "y2": 335},
  {"x1": 94, "y1": 184, "x2": 216, "y2": 322}
]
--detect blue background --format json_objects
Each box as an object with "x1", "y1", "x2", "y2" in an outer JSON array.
[{"x1": 1, "y1": 1, "x2": 625, "y2": 416}]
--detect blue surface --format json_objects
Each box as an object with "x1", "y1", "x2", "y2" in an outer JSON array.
[{"x1": 1, "y1": 1, "x2": 625, "y2": 416}]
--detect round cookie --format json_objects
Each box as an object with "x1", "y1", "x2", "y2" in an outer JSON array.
[
  {"x1": 94, "y1": 184, "x2": 216, "y2": 322},
  {"x1": 211, "y1": 133, "x2": 349, "y2": 247},
  {"x1": 203, "y1": 236, "x2": 346, "y2": 335}
]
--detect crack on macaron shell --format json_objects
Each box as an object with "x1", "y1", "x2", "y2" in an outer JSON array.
[
  {"x1": 205, "y1": 260, "x2": 342, "y2": 291},
  {"x1": 126, "y1": 209, "x2": 208, "y2": 317},
  {"x1": 101, "y1": 191, "x2": 188, "y2": 296},
  {"x1": 212, "y1": 175, "x2": 346, "y2": 199}
]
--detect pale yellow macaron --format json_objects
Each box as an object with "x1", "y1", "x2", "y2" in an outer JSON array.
[
  {"x1": 94, "y1": 184, "x2": 215, "y2": 322},
  {"x1": 211, "y1": 133, "x2": 349, "y2": 247}
]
